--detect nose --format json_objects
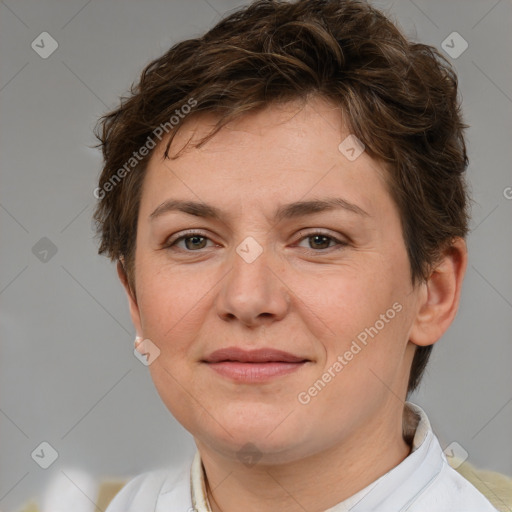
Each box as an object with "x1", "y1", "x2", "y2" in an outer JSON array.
[{"x1": 215, "y1": 240, "x2": 291, "y2": 327}]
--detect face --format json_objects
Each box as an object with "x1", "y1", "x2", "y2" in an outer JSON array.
[{"x1": 125, "y1": 97, "x2": 424, "y2": 464}]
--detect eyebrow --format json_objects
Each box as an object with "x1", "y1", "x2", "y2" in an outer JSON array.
[{"x1": 149, "y1": 197, "x2": 369, "y2": 222}]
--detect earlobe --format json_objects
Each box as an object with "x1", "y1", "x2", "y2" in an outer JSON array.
[
  {"x1": 117, "y1": 260, "x2": 143, "y2": 337},
  {"x1": 409, "y1": 238, "x2": 468, "y2": 347}
]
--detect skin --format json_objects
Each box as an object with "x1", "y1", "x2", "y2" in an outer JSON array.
[{"x1": 118, "y1": 96, "x2": 467, "y2": 512}]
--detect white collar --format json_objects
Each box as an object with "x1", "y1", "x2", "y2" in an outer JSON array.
[{"x1": 190, "y1": 402, "x2": 440, "y2": 512}]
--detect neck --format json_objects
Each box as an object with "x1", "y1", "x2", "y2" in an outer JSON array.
[{"x1": 197, "y1": 404, "x2": 411, "y2": 512}]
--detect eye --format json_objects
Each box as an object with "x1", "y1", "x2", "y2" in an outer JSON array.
[
  {"x1": 165, "y1": 231, "x2": 216, "y2": 251},
  {"x1": 164, "y1": 230, "x2": 347, "y2": 253},
  {"x1": 295, "y1": 231, "x2": 347, "y2": 251}
]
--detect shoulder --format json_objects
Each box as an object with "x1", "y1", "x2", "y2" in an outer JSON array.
[
  {"x1": 409, "y1": 460, "x2": 500, "y2": 511},
  {"x1": 104, "y1": 470, "x2": 166, "y2": 510},
  {"x1": 105, "y1": 460, "x2": 193, "y2": 512},
  {"x1": 455, "y1": 461, "x2": 512, "y2": 512},
  {"x1": 402, "y1": 403, "x2": 500, "y2": 511}
]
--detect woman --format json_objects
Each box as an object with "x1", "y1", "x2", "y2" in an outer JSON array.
[{"x1": 93, "y1": 1, "x2": 499, "y2": 510}]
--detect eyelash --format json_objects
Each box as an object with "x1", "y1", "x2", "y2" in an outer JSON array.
[{"x1": 164, "y1": 230, "x2": 348, "y2": 253}]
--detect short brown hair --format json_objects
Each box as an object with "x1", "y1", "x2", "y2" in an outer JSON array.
[{"x1": 93, "y1": 0, "x2": 469, "y2": 393}]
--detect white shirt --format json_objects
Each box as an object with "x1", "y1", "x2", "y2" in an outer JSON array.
[{"x1": 106, "y1": 403, "x2": 498, "y2": 511}]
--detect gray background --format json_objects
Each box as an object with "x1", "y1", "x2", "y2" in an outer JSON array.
[{"x1": 1, "y1": 0, "x2": 511, "y2": 510}]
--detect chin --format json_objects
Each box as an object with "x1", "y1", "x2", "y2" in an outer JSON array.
[{"x1": 195, "y1": 411, "x2": 316, "y2": 463}]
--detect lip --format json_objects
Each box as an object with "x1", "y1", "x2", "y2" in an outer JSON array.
[
  {"x1": 203, "y1": 347, "x2": 308, "y2": 364},
  {"x1": 202, "y1": 347, "x2": 310, "y2": 383}
]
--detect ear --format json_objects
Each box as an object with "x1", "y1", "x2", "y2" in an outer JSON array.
[
  {"x1": 409, "y1": 237, "x2": 468, "y2": 347},
  {"x1": 117, "y1": 260, "x2": 143, "y2": 338}
]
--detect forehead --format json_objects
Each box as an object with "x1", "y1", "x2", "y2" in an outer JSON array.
[{"x1": 140, "y1": 97, "x2": 393, "y2": 221}]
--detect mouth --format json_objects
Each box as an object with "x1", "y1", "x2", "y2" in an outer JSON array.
[{"x1": 202, "y1": 347, "x2": 310, "y2": 382}]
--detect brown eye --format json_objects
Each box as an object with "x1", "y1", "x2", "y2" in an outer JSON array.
[
  {"x1": 308, "y1": 234, "x2": 332, "y2": 250},
  {"x1": 183, "y1": 235, "x2": 208, "y2": 250},
  {"x1": 166, "y1": 232, "x2": 214, "y2": 251},
  {"x1": 296, "y1": 231, "x2": 347, "y2": 252}
]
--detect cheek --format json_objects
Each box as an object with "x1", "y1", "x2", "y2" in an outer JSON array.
[
  {"x1": 306, "y1": 266, "x2": 394, "y2": 332},
  {"x1": 137, "y1": 267, "x2": 208, "y2": 428},
  {"x1": 304, "y1": 257, "x2": 412, "y2": 375},
  {"x1": 135, "y1": 254, "x2": 211, "y2": 331}
]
